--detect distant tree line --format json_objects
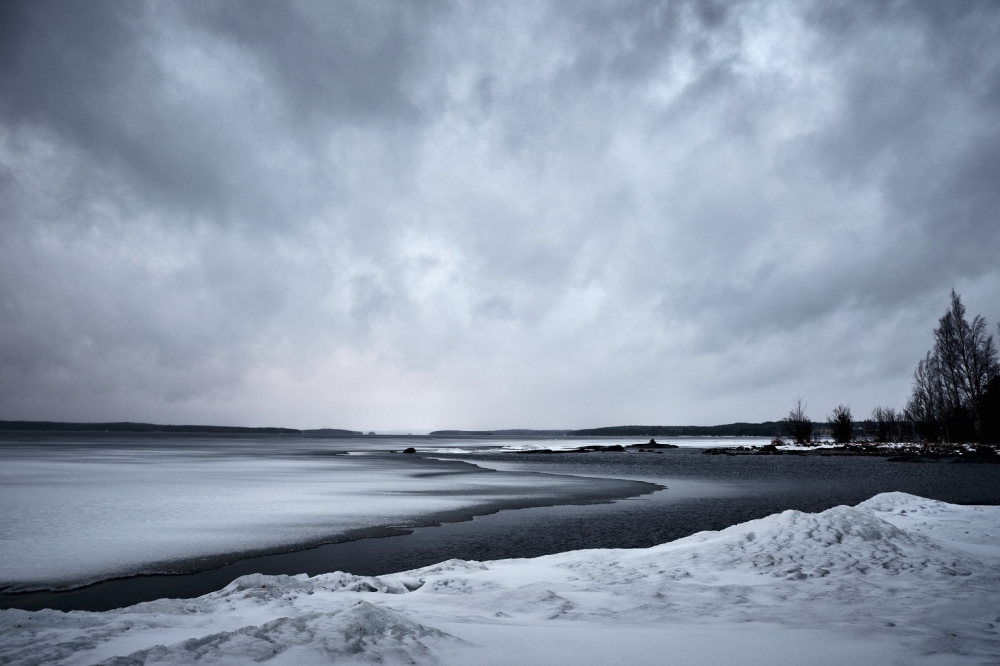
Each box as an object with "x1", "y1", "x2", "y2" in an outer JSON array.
[
  {"x1": 435, "y1": 424, "x2": 826, "y2": 438},
  {"x1": 571, "y1": 423, "x2": 787, "y2": 437},
  {"x1": 779, "y1": 402, "x2": 915, "y2": 446},
  {"x1": 0, "y1": 421, "x2": 302, "y2": 434},
  {"x1": 0, "y1": 421, "x2": 381, "y2": 436},
  {"x1": 430, "y1": 429, "x2": 571, "y2": 436},
  {"x1": 784, "y1": 291, "x2": 1000, "y2": 446}
]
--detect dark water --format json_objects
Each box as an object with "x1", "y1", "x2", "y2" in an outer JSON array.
[{"x1": 4, "y1": 447, "x2": 1000, "y2": 612}]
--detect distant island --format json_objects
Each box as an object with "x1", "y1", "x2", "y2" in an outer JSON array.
[
  {"x1": 429, "y1": 429, "x2": 572, "y2": 437},
  {"x1": 429, "y1": 423, "x2": 790, "y2": 437},
  {"x1": 0, "y1": 421, "x2": 361, "y2": 436}
]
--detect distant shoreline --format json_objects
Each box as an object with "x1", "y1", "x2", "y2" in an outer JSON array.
[
  {"x1": 0, "y1": 420, "x2": 358, "y2": 436},
  {"x1": 0, "y1": 420, "x2": 813, "y2": 438},
  {"x1": 431, "y1": 423, "x2": 787, "y2": 437}
]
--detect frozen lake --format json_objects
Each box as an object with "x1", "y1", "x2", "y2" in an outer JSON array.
[
  {"x1": 0, "y1": 433, "x2": 655, "y2": 596},
  {"x1": 3, "y1": 433, "x2": 1000, "y2": 612}
]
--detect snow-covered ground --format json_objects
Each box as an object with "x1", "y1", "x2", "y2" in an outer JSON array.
[
  {"x1": 429, "y1": 436, "x2": 763, "y2": 454},
  {"x1": 2, "y1": 492, "x2": 997, "y2": 665},
  {"x1": 0, "y1": 439, "x2": 651, "y2": 592}
]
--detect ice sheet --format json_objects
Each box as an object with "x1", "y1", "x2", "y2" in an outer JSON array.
[
  {"x1": 1, "y1": 492, "x2": 997, "y2": 665},
  {"x1": 0, "y1": 437, "x2": 653, "y2": 591}
]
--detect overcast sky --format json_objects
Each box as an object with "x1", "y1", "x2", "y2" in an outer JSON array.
[{"x1": 1, "y1": 0, "x2": 998, "y2": 430}]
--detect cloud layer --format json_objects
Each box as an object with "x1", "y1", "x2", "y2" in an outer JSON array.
[{"x1": 2, "y1": 0, "x2": 998, "y2": 429}]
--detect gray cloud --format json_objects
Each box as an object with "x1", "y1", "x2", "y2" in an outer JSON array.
[{"x1": 1, "y1": 0, "x2": 998, "y2": 429}]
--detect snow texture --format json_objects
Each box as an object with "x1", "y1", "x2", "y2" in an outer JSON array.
[{"x1": 2, "y1": 492, "x2": 998, "y2": 665}]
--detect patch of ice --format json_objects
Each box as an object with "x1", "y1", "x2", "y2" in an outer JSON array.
[{"x1": 0, "y1": 441, "x2": 646, "y2": 592}]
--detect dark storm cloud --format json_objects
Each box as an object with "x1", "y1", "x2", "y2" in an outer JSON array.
[
  {"x1": 1, "y1": 0, "x2": 998, "y2": 428},
  {"x1": 0, "y1": 0, "x2": 440, "y2": 223},
  {"x1": 187, "y1": 1, "x2": 440, "y2": 123}
]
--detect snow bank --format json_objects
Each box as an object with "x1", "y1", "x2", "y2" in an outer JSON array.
[
  {"x1": 2, "y1": 493, "x2": 998, "y2": 665},
  {"x1": 97, "y1": 602, "x2": 458, "y2": 666}
]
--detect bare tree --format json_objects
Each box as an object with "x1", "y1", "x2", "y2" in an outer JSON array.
[
  {"x1": 827, "y1": 405, "x2": 853, "y2": 444},
  {"x1": 905, "y1": 291, "x2": 999, "y2": 443},
  {"x1": 865, "y1": 406, "x2": 902, "y2": 444},
  {"x1": 906, "y1": 351, "x2": 944, "y2": 442},
  {"x1": 783, "y1": 398, "x2": 813, "y2": 445}
]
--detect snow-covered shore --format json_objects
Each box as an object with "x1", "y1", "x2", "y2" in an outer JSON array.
[{"x1": 2, "y1": 492, "x2": 998, "y2": 665}]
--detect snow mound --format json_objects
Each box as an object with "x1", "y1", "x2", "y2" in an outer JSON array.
[
  {"x1": 214, "y1": 571, "x2": 419, "y2": 600},
  {"x1": 855, "y1": 491, "x2": 953, "y2": 514},
  {"x1": 96, "y1": 601, "x2": 458, "y2": 665},
  {"x1": 645, "y1": 503, "x2": 976, "y2": 580},
  {"x1": 398, "y1": 558, "x2": 489, "y2": 577}
]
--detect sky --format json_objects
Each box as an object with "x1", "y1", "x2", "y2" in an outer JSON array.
[{"x1": 1, "y1": 0, "x2": 999, "y2": 431}]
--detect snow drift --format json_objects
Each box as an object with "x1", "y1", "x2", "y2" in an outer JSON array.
[{"x1": 2, "y1": 492, "x2": 998, "y2": 665}]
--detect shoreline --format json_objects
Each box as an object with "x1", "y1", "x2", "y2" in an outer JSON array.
[{"x1": 703, "y1": 441, "x2": 1000, "y2": 462}]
